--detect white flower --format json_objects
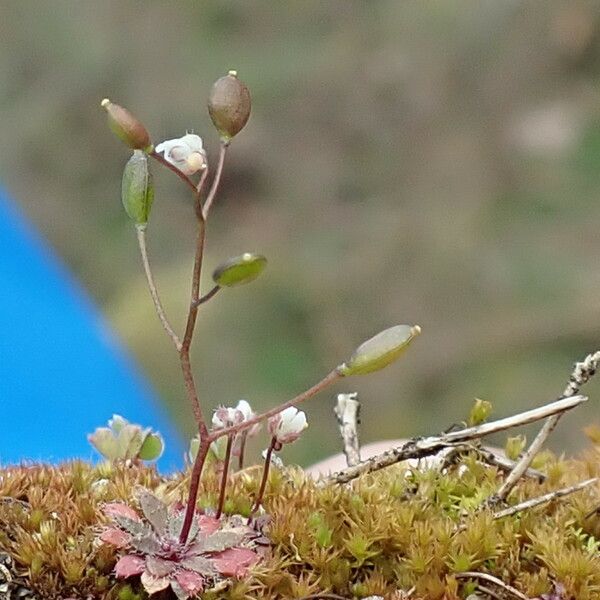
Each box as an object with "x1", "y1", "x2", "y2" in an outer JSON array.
[
  {"x1": 235, "y1": 399, "x2": 253, "y2": 420},
  {"x1": 268, "y1": 406, "x2": 308, "y2": 445},
  {"x1": 235, "y1": 399, "x2": 261, "y2": 437},
  {"x1": 155, "y1": 133, "x2": 207, "y2": 175},
  {"x1": 212, "y1": 406, "x2": 243, "y2": 429}
]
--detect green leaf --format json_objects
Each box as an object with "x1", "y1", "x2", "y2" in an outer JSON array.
[
  {"x1": 338, "y1": 324, "x2": 421, "y2": 376},
  {"x1": 212, "y1": 253, "x2": 267, "y2": 287}
]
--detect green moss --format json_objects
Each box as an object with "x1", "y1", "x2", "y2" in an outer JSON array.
[{"x1": 0, "y1": 445, "x2": 599, "y2": 599}]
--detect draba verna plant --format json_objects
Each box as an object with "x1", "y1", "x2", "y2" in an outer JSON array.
[
  {"x1": 98, "y1": 70, "x2": 422, "y2": 598},
  {"x1": 1, "y1": 70, "x2": 600, "y2": 600}
]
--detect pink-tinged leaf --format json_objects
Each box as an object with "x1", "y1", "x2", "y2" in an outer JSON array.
[
  {"x1": 114, "y1": 554, "x2": 145, "y2": 578},
  {"x1": 99, "y1": 527, "x2": 131, "y2": 548},
  {"x1": 145, "y1": 555, "x2": 175, "y2": 578},
  {"x1": 174, "y1": 569, "x2": 204, "y2": 596},
  {"x1": 197, "y1": 515, "x2": 220, "y2": 535},
  {"x1": 212, "y1": 547, "x2": 259, "y2": 577},
  {"x1": 140, "y1": 572, "x2": 170, "y2": 595},
  {"x1": 104, "y1": 502, "x2": 141, "y2": 522}
]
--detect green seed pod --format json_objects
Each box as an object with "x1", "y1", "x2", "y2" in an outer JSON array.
[
  {"x1": 121, "y1": 151, "x2": 154, "y2": 225},
  {"x1": 212, "y1": 252, "x2": 267, "y2": 287},
  {"x1": 101, "y1": 98, "x2": 153, "y2": 152},
  {"x1": 338, "y1": 324, "x2": 421, "y2": 376},
  {"x1": 138, "y1": 432, "x2": 164, "y2": 461},
  {"x1": 208, "y1": 70, "x2": 251, "y2": 142}
]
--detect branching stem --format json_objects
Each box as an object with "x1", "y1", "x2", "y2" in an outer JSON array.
[
  {"x1": 214, "y1": 369, "x2": 342, "y2": 441},
  {"x1": 194, "y1": 285, "x2": 221, "y2": 307},
  {"x1": 150, "y1": 150, "x2": 198, "y2": 194}
]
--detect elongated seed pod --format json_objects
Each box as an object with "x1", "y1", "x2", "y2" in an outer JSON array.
[
  {"x1": 338, "y1": 325, "x2": 421, "y2": 376},
  {"x1": 121, "y1": 151, "x2": 154, "y2": 226},
  {"x1": 212, "y1": 253, "x2": 267, "y2": 287},
  {"x1": 101, "y1": 99, "x2": 153, "y2": 152}
]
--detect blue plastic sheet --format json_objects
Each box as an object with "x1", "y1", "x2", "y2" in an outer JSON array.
[{"x1": 0, "y1": 188, "x2": 184, "y2": 470}]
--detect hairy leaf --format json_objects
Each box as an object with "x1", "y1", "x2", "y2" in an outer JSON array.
[
  {"x1": 137, "y1": 488, "x2": 167, "y2": 535},
  {"x1": 114, "y1": 555, "x2": 145, "y2": 578},
  {"x1": 140, "y1": 572, "x2": 170, "y2": 595},
  {"x1": 198, "y1": 531, "x2": 244, "y2": 553},
  {"x1": 211, "y1": 547, "x2": 259, "y2": 577}
]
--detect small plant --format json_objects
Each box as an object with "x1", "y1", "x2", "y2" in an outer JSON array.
[
  {"x1": 89, "y1": 414, "x2": 164, "y2": 463},
  {"x1": 99, "y1": 69, "x2": 421, "y2": 592},
  {"x1": 1, "y1": 67, "x2": 599, "y2": 600},
  {"x1": 100, "y1": 488, "x2": 261, "y2": 598}
]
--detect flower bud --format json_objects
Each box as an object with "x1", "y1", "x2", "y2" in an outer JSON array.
[
  {"x1": 208, "y1": 70, "x2": 251, "y2": 142},
  {"x1": 121, "y1": 151, "x2": 154, "y2": 226},
  {"x1": 268, "y1": 406, "x2": 307, "y2": 445},
  {"x1": 212, "y1": 253, "x2": 267, "y2": 287},
  {"x1": 337, "y1": 324, "x2": 421, "y2": 376},
  {"x1": 101, "y1": 99, "x2": 153, "y2": 152}
]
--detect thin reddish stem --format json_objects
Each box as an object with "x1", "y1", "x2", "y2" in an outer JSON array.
[
  {"x1": 238, "y1": 431, "x2": 248, "y2": 470},
  {"x1": 135, "y1": 226, "x2": 182, "y2": 351},
  {"x1": 150, "y1": 151, "x2": 198, "y2": 194},
  {"x1": 179, "y1": 217, "x2": 208, "y2": 435},
  {"x1": 215, "y1": 435, "x2": 234, "y2": 519},
  {"x1": 202, "y1": 143, "x2": 227, "y2": 219},
  {"x1": 214, "y1": 369, "x2": 341, "y2": 441},
  {"x1": 194, "y1": 285, "x2": 221, "y2": 307},
  {"x1": 249, "y1": 437, "x2": 276, "y2": 518},
  {"x1": 179, "y1": 437, "x2": 211, "y2": 544}
]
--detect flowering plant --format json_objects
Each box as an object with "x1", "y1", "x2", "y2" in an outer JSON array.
[{"x1": 98, "y1": 69, "x2": 421, "y2": 595}]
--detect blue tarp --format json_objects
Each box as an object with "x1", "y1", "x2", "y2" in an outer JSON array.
[{"x1": 0, "y1": 187, "x2": 184, "y2": 470}]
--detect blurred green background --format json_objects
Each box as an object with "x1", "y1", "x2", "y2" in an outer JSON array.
[{"x1": 2, "y1": 1, "x2": 600, "y2": 466}]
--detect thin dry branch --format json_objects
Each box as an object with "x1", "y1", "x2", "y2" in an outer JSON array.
[
  {"x1": 334, "y1": 393, "x2": 361, "y2": 467},
  {"x1": 324, "y1": 394, "x2": 586, "y2": 485},
  {"x1": 495, "y1": 350, "x2": 600, "y2": 502},
  {"x1": 492, "y1": 477, "x2": 599, "y2": 520},
  {"x1": 475, "y1": 447, "x2": 545, "y2": 482},
  {"x1": 455, "y1": 572, "x2": 529, "y2": 600}
]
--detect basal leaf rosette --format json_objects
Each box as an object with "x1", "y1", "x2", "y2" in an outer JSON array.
[{"x1": 100, "y1": 489, "x2": 264, "y2": 599}]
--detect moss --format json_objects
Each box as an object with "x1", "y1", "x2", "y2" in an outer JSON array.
[{"x1": 0, "y1": 445, "x2": 599, "y2": 599}]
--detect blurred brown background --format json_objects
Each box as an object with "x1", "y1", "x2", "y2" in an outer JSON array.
[{"x1": 2, "y1": 1, "x2": 600, "y2": 465}]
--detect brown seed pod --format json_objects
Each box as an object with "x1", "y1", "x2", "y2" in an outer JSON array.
[
  {"x1": 208, "y1": 70, "x2": 251, "y2": 142},
  {"x1": 101, "y1": 99, "x2": 153, "y2": 152}
]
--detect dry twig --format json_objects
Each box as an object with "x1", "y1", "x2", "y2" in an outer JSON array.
[
  {"x1": 455, "y1": 571, "x2": 529, "y2": 600},
  {"x1": 325, "y1": 395, "x2": 586, "y2": 485},
  {"x1": 495, "y1": 350, "x2": 600, "y2": 502},
  {"x1": 492, "y1": 477, "x2": 599, "y2": 520},
  {"x1": 334, "y1": 393, "x2": 361, "y2": 467}
]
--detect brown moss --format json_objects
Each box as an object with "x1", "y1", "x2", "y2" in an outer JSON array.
[{"x1": 0, "y1": 445, "x2": 599, "y2": 599}]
